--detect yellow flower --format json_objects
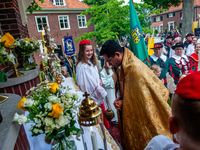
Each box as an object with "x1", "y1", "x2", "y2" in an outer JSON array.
[
  {"x1": 29, "y1": 38, "x2": 34, "y2": 42},
  {"x1": 49, "y1": 82, "x2": 59, "y2": 93},
  {"x1": 17, "y1": 96, "x2": 28, "y2": 111},
  {"x1": 25, "y1": 38, "x2": 29, "y2": 41},
  {"x1": 1, "y1": 33, "x2": 15, "y2": 47},
  {"x1": 48, "y1": 103, "x2": 63, "y2": 118}
]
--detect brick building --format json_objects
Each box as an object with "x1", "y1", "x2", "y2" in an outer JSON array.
[
  {"x1": 150, "y1": 0, "x2": 200, "y2": 32},
  {"x1": 27, "y1": 0, "x2": 95, "y2": 64}
]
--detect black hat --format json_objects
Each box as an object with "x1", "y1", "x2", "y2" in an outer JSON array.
[
  {"x1": 166, "y1": 35, "x2": 173, "y2": 39},
  {"x1": 172, "y1": 42, "x2": 184, "y2": 50},
  {"x1": 150, "y1": 42, "x2": 163, "y2": 49},
  {"x1": 185, "y1": 33, "x2": 193, "y2": 37}
]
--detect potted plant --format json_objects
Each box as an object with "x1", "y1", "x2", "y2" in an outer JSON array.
[{"x1": 14, "y1": 37, "x2": 40, "y2": 70}]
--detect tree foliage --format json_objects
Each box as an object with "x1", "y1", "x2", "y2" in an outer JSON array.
[
  {"x1": 75, "y1": 0, "x2": 168, "y2": 44},
  {"x1": 82, "y1": 0, "x2": 110, "y2": 6},
  {"x1": 75, "y1": 0, "x2": 129, "y2": 44},
  {"x1": 26, "y1": 0, "x2": 44, "y2": 14},
  {"x1": 142, "y1": 0, "x2": 182, "y2": 9}
]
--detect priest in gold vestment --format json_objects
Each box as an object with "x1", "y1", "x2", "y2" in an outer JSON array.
[{"x1": 100, "y1": 40, "x2": 172, "y2": 150}]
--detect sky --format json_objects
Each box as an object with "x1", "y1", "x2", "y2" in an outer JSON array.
[{"x1": 124, "y1": 0, "x2": 142, "y2": 4}]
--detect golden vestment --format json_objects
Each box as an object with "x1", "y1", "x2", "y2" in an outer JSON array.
[{"x1": 117, "y1": 48, "x2": 172, "y2": 150}]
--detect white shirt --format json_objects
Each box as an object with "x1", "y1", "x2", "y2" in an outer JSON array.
[
  {"x1": 144, "y1": 135, "x2": 179, "y2": 150},
  {"x1": 186, "y1": 43, "x2": 195, "y2": 56},
  {"x1": 150, "y1": 54, "x2": 167, "y2": 62},
  {"x1": 76, "y1": 61, "x2": 107, "y2": 105}
]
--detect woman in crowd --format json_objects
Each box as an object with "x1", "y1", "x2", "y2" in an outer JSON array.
[
  {"x1": 100, "y1": 61, "x2": 118, "y2": 123},
  {"x1": 189, "y1": 43, "x2": 200, "y2": 71},
  {"x1": 76, "y1": 40, "x2": 110, "y2": 129},
  {"x1": 169, "y1": 42, "x2": 195, "y2": 85}
]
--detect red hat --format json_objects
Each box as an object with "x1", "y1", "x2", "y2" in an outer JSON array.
[
  {"x1": 175, "y1": 71, "x2": 200, "y2": 99},
  {"x1": 79, "y1": 40, "x2": 91, "y2": 45}
]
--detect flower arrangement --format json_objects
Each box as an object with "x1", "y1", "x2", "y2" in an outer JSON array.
[
  {"x1": 14, "y1": 37, "x2": 40, "y2": 57},
  {"x1": 0, "y1": 33, "x2": 15, "y2": 65},
  {"x1": 13, "y1": 80, "x2": 81, "y2": 147}
]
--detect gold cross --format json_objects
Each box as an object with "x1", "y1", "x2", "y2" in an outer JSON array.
[{"x1": 83, "y1": 92, "x2": 90, "y2": 98}]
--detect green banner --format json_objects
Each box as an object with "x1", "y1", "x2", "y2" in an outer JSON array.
[{"x1": 129, "y1": 0, "x2": 150, "y2": 66}]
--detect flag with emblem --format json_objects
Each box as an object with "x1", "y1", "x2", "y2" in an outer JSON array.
[{"x1": 129, "y1": 0, "x2": 150, "y2": 66}]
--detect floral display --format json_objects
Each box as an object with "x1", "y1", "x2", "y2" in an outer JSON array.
[
  {"x1": 0, "y1": 33, "x2": 15, "y2": 65},
  {"x1": 14, "y1": 37, "x2": 40, "y2": 57},
  {"x1": 13, "y1": 80, "x2": 81, "y2": 147}
]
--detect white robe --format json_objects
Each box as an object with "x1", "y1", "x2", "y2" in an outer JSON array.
[
  {"x1": 100, "y1": 68, "x2": 118, "y2": 122},
  {"x1": 76, "y1": 61, "x2": 107, "y2": 105},
  {"x1": 144, "y1": 135, "x2": 179, "y2": 150}
]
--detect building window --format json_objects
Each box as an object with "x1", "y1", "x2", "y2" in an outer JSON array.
[
  {"x1": 35, "y1": 16, "x2": 50, "y2": 32},
  {"x1": 169, "y1": 13, "x2": 173, "y2": 17},
  {"x1": 58, "y1": 15, "x2": 70, "y2": 30},
  {"x1": 77, "y1": 15, "x2": 87, "y2": 28},
  {"x1": 168, "y1": 21, "x2": 174, "y2": 30},
  {"x1": 156, "y1": 16, "x2": 160, "y2": 22},
  {"x1": 55, "y1": 0, "x2": 64, "y2": 6}
]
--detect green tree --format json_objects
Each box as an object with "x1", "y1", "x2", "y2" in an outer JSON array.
[
  {"x1": 26, "y1": 0, "x2": 44, "y2": 14},
  {"x1": 82, "y1": 0, "x2": 110, "y2": 6},
  {"x1": 75, "y1": 0, "x2": 129, "y2": 44}
]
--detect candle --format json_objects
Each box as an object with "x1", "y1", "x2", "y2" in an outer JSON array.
[{"x1": 90, "y1": 126, "x2": 98, "y2": 150}]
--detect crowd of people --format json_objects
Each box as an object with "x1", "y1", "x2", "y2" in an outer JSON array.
[
  {"x1": 56, "y1": 32, "x2": 200, "y2": 149},
  {"x1": 149, "y1": 32, "x2": 200, "y2": 91}
]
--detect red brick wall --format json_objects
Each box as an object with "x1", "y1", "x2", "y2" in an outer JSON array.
[
  {"x1": 0, "y1": 0, "x2": 29, "y2": 73},
  {"x1": 27, "y1": 13, "x2": 95, "y2": 64},
  {"x1": 151, "y1": 6, "x2": 200, "y2": 32}
]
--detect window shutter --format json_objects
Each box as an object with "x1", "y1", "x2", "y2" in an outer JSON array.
[
  {"x1": 180, "y1": 12, "x2": 182, "y2": 17},
  {"x1": 154, "y1": 18, "x2": 156, "y2": 22},
  {"x1": 160, "y1": 16, "x2": 163, "y2": 21},
  {"x1": 173, "y1": 12, "x2": 175, "y2": 16},
  {"x1": 167, "y1": 14, "x2": 169, "y2": 18}
]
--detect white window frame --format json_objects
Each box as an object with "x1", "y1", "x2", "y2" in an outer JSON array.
[
  {"x1": 168, "y1": 21, "x2": 174, "y2": 31},
  {"x1": 77, "y1": 15, "x2": 87, "y2": 28},
  {"x1": 168, "y1": 13, "x2": 173, "y2": 18},
  {"x1": 58, "y1": 15, "x2": 70, "y2": 30},
  {"x1": 35, "y1": 16, "x2": 50, "y2": 32},
  {"x1": 156, "y1": 16, "x2": 160, "y2": 22},
  {"x1": 53, "y1": 0, "x2": 66, "y2": 6}
]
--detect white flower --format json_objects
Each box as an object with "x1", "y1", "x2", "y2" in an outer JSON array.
[
  {"x1": 48, "y1": 95, "x2": 60, "y2": 104},
  {"x1": 73, "y1": 93, "x2": 79, "y2": 100},
  {"x1": 13, "y1": 113, "x2": 27, "y2": 125},
  {"x1": 7, "y1": 53, "x2": 15, "y2": 62},
  {"x1": 44, "y1": 102, "x2": 52, "y2": 110},
  {"x1": 44, "y1": 117, "x2": 54, "y2": 126},
  {"x1": 55, "y1": 116, "x2": 70, "y2": 128},
  {"x1": 65, "y1": 91, "x2": 73, "y2": 98},
  {"x1": 13, "y1": 113, "x2": 19, "y2": 122},
  {"x1": 23, "y1": 98, "x2": 34, "y2": 107},
  {"x1": 0, "y1": 47, "x2": 7, "y2": 55}
]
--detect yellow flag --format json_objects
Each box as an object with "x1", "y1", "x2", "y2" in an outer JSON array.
[
  {"x1": 41, "y1": 31, "x2": 47, "y2": 53},
  {"x1": 193, "y1": 21, "x2": 198, "y2": 33},
  {"x1": 148, "y1": 37, "x2": 154, "y2": 56}
]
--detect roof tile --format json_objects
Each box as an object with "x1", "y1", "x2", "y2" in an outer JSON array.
[{"x1": 35, "y1": 0, "x2": 90, "y2": 9}]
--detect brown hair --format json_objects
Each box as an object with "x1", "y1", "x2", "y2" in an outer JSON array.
[
  {"x1": 76, "y1": 43, "x2": 97, "y2": 66},
  {"x1": 150, "y1": 64, "x2": 161, "y2": 73},
  {"x1": 172, "y1": 93, "x2": 200, "y2": 142},
  {"x1": 104, "y1": 61, "x2": 113, "y2": 75}
]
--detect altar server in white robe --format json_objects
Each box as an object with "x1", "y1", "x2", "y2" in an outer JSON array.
[
  {"x1": 76, "y1": 40, "x2": 110, "y2": 129},
  {"x1": 100, "y1": 61, "x2": 118, "y2": 122}
]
